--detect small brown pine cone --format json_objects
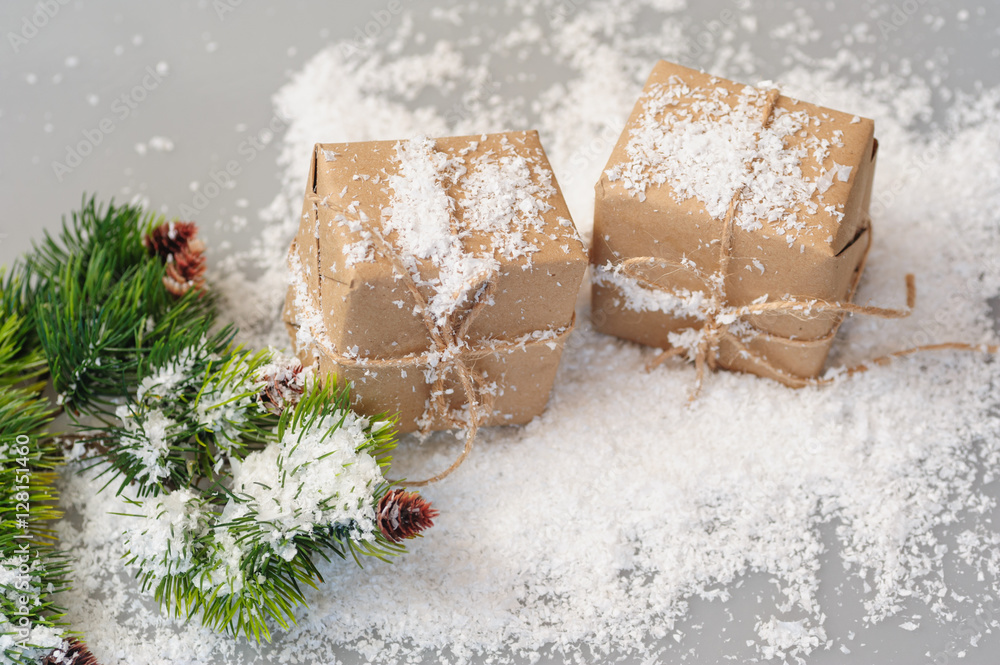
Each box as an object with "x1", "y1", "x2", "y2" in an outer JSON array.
[
  {"x1": 145, "y1": 221, "x2": 207, "y2": 297},
  {"x1": 143, "y1": 221, "x2": 200, "y2": 258},
  {"x1": 43, "y1": 638, "x2": 101, "y2": 665},
  {"x1": 162, "y1": 246, "x2": 207, "y2": 297},
  {"x1": 376, "y1": 489, "x2": 439, "y2": 543},
  {"x1": 259, "y1": 383, "x2": 284, "y2": 416},
  {"x1": 258, "y1": 360, "x2": 306, "y2": 416}
]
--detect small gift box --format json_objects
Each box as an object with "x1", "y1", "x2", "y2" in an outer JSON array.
[
  {"x1": 284, "y1": 131, "x2": 588, "y2": 433},
  {"x1": 591, "y1": 60, "x2": 879, "y2": 387}
]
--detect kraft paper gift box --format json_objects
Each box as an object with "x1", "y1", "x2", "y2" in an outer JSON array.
[
  {"x1": 591, "y1": 60, "x2": 879, "y2": 386},
  {"x1": 284, "y1": 130, "x2": 588, "y2": 433}
]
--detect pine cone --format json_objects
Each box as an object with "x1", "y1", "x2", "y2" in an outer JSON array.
[
  {"x1": 257, "y1": 357, "x2": 307, "y2": 416},
  {"x1": 143, "y1": 220, "x2": 200, "y2": 257},
  {"x1": 376, "y1": 489, "x2": 438, "y2": 543},
  {"x1": 43, "y1": 638, "x2": 101, "y2": 665},
  {"x1": 144, "y1": 221, "x2": 207, "y2": 297}
]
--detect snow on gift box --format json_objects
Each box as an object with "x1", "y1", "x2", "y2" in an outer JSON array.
[
  {"x1": 591, "y1": 60, "x2": 905, "y2": 391},
  {"x1": 283, "y1": 131, "x2": 588, "y2": 455}
]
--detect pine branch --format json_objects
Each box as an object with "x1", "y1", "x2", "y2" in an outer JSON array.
[
  {"x1": 100, "y1": 343, "x2": 270, "y2": 497},
  {"x1": 114, "y1": 359, "x2": 411, "y2": 642},
  {"x1": 25, "y1": 195, "x2": 149, "y2": 287},
  {"x1": 4, "y1": 195, "x2": 440, "y2": 647},
  {"x1": 26, "y1": 199, "x2": 217, "y2": 415},
  {"x1": 0, "y1": 267, "x2": 47, "y2": 392},
  {"x1": 0, "y1": 270, "x2": 72, "y2": 664}
]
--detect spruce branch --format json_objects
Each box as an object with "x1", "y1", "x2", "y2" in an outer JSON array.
[
  {"x1": 25, "y1": 195, "x2": 150, "y2": 287},
  {"x1": 4, "y1": 196, "x2": 439, "y2": 647},
  {"x1": 115, "y1": 368, "x2": 412, "y2": 642},
  {"x1": 0, "y1": 268, "x2": 47, "y2": 393},
  {"x1": 0, "y1": 269, "x2": 72, "y2": 665},
  {"x1": 26, "y1": 199, "x2": 217, "y2": 415}
]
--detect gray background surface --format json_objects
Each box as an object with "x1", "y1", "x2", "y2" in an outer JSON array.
[{"x1": 1, "y1": 1, "x2": 999, "y2": 664}]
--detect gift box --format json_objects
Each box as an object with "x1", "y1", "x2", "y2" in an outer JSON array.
[
  {"x1": 591, "y1": 60, "x2": 879, "y2": 386},
  {"x1": 284, "y1": 131, "x2": 588, "y2": 433}
]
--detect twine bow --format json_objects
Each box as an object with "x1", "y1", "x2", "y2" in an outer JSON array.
[
  {"x1": 617, "y1": 252, "x2": 915, "y2": 397},
  {"x1": 310, "y1": 229, "x2": 574, "y2": 486},
  {"x1": 611, "y1": 87, "x2": 997, "y2": 398}
]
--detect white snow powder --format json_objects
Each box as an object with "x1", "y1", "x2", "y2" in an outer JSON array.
[
  {"x1": 55, "y1": 2, "x2": 1000, "y2": 664},
  {"x1": 605, "y1": 76, "x2": 836, "y2": 237},
  {"x1": 381, "y1": 136, "x2": 497, "y2": 327},
  {"x1": 225, "y1": 409, "x2": 384, "y2": 560}
]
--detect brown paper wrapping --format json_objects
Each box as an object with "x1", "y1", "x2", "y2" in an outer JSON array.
[
  {"x1": 591, "y1": 60, "x2": 879, "y2": 384},
  {"x1": 285, "y1": 131, "x2": 588, "y2": 432}
]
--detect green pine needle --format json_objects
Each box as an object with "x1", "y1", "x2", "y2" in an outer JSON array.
[
  {"x1": 2, "y1": 195, "x2": 433, "y2": 647},
  {"x1": 0, "y1": 269, "x2": 72, "y2": 664},
  {"x1": 26, "y1": 196, "x2": 217, "y2": 415}
]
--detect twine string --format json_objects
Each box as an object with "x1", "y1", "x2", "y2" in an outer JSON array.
[
  {"x1": 613, "y1": 86, "x2": 967, "y2": 398},
  {"x1": 312, "y1": 229, "x2": 574, "y2": 486},
  {"x1": 333, "y1": 229, "x2": 489, "y2": 486}
]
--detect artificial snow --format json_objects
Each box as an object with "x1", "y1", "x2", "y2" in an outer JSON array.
[
  {"x1": 605, "y1": 79, "x2": 837, "y2": 236},
  {"x1": 226, "y1": 409, "x2": 384, "y2": 562},
  {"x1": 54, "y1": 2, "x2": 1000, "y2": 664}
]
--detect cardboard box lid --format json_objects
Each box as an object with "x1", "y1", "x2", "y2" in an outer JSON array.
[
  {"x1": 297, "y1": 130, "x2": 588, "y2": 359},
  {"x1": 599, "y1": 60, "x2": 876, "y2": 259}
]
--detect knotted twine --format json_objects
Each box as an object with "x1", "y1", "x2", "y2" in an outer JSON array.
[
  {"x1": 310, "y1": 229, "x2": 575, "y2": 486},
  {"x1": 611, "y1": 87, "x2": 998, "y2": 398}
]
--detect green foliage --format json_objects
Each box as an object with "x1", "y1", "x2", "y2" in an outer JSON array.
[
  {"x1": 25, "y1": 196, "x2": 217, "y2": 415},
  {"x1": 25, "y1": 195, "x2": 150, "y2": 287},
  {"x1": 0, "y1": 270, "x2": 72, "y2": 665},
  {"x1": 112, "y1": 354, "x2": 404, "y2": 642},
  {"x1": 103, "y1": 343, "x2": 267, "y2": 497},
  {"x1": 3, "y1": 195, "x2": 430, "y2": 645},
  {"x1": 0, "y1": 267, "x2": 45, "y2": 393}
]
